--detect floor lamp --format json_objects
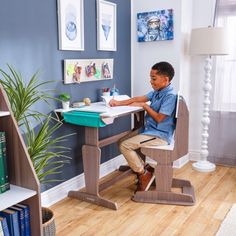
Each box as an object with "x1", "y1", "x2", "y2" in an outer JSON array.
[{"x1": 189, "y1": 27, "x2": 229, "y2": 172}]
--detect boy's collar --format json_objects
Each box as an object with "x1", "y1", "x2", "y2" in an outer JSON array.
[{"x1": 156, "y1": 83, "x2": 172, "y2": 93}]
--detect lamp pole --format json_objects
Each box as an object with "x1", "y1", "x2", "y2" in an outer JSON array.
[{"x1": 192, "y1": 56, "x2": 216, "y2": 172}]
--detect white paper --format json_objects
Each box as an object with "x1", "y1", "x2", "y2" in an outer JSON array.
[{"x1": 101, "y1": 94, "x2": 130, "y2": 106}]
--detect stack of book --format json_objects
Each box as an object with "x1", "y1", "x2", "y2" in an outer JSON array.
[
  {"x1": 0, "y1": 131, "x2": 10, "y2": 194},
  {"x1": 0, "y1": 203, "x2": 30, "y2": 236}
]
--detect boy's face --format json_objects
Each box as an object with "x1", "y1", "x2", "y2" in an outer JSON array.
[{"x1": 150, "y1": 69, "x2": 169, "y2": 90}]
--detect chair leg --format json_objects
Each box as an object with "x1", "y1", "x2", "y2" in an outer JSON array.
[
  {"x1": 133, "y1": 164, "x2": 195, "y2": 206},
  {"x1": 155, "y1": 164, "x2": 173, "y2": 192}
]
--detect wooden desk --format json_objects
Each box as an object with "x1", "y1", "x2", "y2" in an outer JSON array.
[{"x1": 56, "y1": 102, "x2": 144, "y2": 210}]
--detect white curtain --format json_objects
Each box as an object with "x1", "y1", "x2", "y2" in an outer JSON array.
[
  {"x1": 208, "y1": 0, "x2": 236, "y2": 166},
  {"x1": 213, "y1": 0, "x2": 236, "y2": 112}
]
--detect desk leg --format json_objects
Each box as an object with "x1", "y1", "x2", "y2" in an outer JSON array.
[{"x1": 68, "y1": 145, "x2": 118, "y2": 210}]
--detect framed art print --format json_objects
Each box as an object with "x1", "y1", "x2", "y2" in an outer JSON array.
[
  {"x1": 97, "y1": 0, "x2": 117, "y2": 51},
  {"x1": 57, "y1": 0, "x2": 84, "y2": 50},
  {"x1": 137, "y1": 9, "x2": 174, "y2": 42}
]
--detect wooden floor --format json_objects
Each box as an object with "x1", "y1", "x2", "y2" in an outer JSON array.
[{"x1": 51, "y1": 162, "x2": 236, "y2": 236}]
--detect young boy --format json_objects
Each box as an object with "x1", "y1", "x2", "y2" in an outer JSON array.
[{"x1": 109, "y1": 61, "x2": 177, "y2": 191}]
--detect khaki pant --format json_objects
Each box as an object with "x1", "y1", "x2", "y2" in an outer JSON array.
[{"x1": 119, "y1": 131, "x2": 167, "y2": 174}]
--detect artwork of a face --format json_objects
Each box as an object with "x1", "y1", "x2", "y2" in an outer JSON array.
[
  {"x1": 85, "y1": 63, "x2": 97, "y2": 77},
  {"x1": 102, "y1": 62, "x2": 111, "y2": 78},
  {"x1": 137, "y1": 9, "x2": 174, "y2": 42},
  {"x1": 73, "y1": 64, "x2": 82, "y2": 83}
]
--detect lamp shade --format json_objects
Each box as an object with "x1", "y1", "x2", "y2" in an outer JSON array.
[{"x1": 189, "y1": 27, "x2": 229, "y2": 55}]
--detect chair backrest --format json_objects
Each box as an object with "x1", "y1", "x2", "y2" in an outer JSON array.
[{"x1": 172, "y1": 95, "x2": 189, "y2": 161}]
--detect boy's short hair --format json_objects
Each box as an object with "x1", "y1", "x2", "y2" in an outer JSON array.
[{"x1": 152, "y1": 62, "x2": 175, "y2": 81}]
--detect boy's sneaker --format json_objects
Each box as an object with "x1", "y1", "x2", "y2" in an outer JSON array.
[
  {"x1": 145, "y1": 164, "x2": 155, "y2": 173},
  {"x1": 136, "y1": 169, "x2": 153, "y2": 191}
]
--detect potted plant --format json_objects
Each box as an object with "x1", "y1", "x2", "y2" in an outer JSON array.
[
  {"x1": 59, "y1": 93, "x2": 70, "y2": 110},
  {"x1": 0, "y1": 64, "x2": 73, "y2": 236}
]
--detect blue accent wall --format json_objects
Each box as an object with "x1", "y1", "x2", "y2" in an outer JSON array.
[{"x1": 0, "y1": 0, "x2": 131, "y2": 191}]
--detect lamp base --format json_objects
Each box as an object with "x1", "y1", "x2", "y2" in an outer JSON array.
[{"x1": 192, "y1": 160, "x2": 216, "y2": 172}]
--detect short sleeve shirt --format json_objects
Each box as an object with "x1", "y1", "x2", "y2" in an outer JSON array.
[{"x1": 142, "y1": 84, "x2": 177, "y2": 144}]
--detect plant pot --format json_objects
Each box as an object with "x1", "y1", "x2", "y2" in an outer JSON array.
[
  {"x1": 62, "y1": 101, "x2": 70, "y2": 110},
  {"x1": 42, "y1": 207, "x2": 56, "y2": 236}
]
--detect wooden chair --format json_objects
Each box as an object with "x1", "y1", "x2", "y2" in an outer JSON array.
[{"x1": 132, "y1": 95, "x2": 195, "y2": 206}]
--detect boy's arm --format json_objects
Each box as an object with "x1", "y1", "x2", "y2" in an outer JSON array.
[
  {"x1": 109, "y1": 95, "x2": 148, "y2": 106},
  {"x1": 131, "y1": 94, "x2": 176, "y2": 123},
  {"x1": 131, "y1": 102, "x2": 167, "y2": 123}
]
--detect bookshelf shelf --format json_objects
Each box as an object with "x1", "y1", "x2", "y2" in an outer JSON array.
[
  {"x1": 0, "y1": 185, "x2": 37, "y2": 211},
  {"x1": 0, "y1": 84, "x2": 42, "y2": 235},
  {"x1": 0, "y1": 111, "x2": 10, "y2": 117}
]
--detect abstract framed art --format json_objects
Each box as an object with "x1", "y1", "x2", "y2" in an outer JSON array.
[
  {"x1": 137, "y1": 9, "x2": 174, "y2": 42},
  {"x1": 57, "y1": 0, "x2": 84, "y2": 50},
  {"x1": 97, "y1": 0, "x2": 117, "y2": 51}
]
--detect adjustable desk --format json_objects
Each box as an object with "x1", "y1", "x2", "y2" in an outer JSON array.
[{"x1": 56, "y1": 102, "x2": 144, "y2": 210}]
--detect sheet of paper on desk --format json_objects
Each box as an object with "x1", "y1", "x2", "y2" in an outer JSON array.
[
  {"x1": 73, "y1": 102, "x2": 109, "y2": 113},
  {"x1": 101, "y1": 95, "x2": 130, "y2": 106},
  {"x1": 101, "y1": 105, "x2": 142, "y2": 117}
]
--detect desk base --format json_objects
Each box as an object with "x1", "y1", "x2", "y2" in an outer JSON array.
[{"x1": 68, "y1": 191, "x2": 118, "y2": 210}]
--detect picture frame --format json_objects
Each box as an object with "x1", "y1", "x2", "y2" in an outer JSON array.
[
  {"x1": 64, "y1": 58, "x2": 114, "y2": 84},
  {"x1": 57, "y1": 0, "x2": 84, "y2": 50},
  {"x1": 97, "y1": 0, "x2": 117, "y2": 51},
  {"x1": 137, "y1": 9, "x2": 174, "y2": 42}
]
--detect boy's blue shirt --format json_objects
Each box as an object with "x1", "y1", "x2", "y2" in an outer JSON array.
[{"x1": 142, "y1": 84, "x2": 177, "y2": 144}]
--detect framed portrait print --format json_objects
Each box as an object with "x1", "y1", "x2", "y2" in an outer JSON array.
[
  {"x1": 137, "y1": 9, "x2": 174, "y2": 42},
  {"x1": 97, "y1": 0, "x2": 117, "y2": 51},
  {"x1": 57, "y1": 0, "x2": 84, "y2": 50}
]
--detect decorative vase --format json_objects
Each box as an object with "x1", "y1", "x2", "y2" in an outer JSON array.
[{"x1": 62, "y1": 101, "x2": 70, "y2": 110}]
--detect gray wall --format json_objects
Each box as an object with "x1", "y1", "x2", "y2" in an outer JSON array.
[{"x1": 0, "y1": 0, "x2": 131, "y2": 191}]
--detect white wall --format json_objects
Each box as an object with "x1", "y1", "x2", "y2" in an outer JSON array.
[
  {"x1": 131, "y1": 0, "x2": 216, "y2": 160},
  {"x1": 131, "y1": 0, "x2": 182, "y2": 96}
]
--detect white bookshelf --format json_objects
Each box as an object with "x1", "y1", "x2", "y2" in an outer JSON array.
[{"x1": 0, "y1": 185, "x2": 37, "y2": 211}]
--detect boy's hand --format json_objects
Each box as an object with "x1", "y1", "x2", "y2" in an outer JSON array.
[{"x1": 109, "y1": 99, "x2": 120, "y2": 107}]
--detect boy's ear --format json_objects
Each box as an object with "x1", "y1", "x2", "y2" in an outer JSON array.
[{"x1": 164, "y1": 76, "x2": 170, "y2": 83}]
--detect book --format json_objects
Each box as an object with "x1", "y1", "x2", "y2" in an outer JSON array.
[
  {"x1": 0, "y1": 217, "x2": 3, "y2": 236},
  {"x1": 0, "y1": 216, "x2": 10, "y2": 236},
  {"x1": 0, "y1": 209, "x2": 20, "y2": 236},
  {"x1": 15, "y1": 204, "x2": 31, "y2": 236},
  {"x1": 0, "y1": 132, "x2": 10, "y2": 193},
  {"x1": 0, "y1": 139, "x2": 6, "y2": 194},
  {"x1": 101, "y1": 95, "x2": 131, "y2": 107},
  {"x1": 9, "y1": 206, "x2": 25, "y2": 236}
]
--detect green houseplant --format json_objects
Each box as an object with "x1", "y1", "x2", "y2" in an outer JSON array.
[
  {"x1": 59, "y1": 92, "x2": 70, "y2": 110},
  {"x1": 0, "y1": 65, "x2": 73, "y2": 235},
  {"x1": 0, "y1": 64, "x2": 71, "y2": 183}
]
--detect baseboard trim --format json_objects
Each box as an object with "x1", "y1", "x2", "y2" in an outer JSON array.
[
  {"x1": 173, "y1": 154, "x2": 189, "y2": 168},
  {"x1": 146, "y1": 154, "x2": 190, "y2": 169},
  {"x1": 41, "y1": 155, "x2": 127, "y2": 207},
  {"x1": 189, "y1": 149, "x2": 201, "y2": 162}
]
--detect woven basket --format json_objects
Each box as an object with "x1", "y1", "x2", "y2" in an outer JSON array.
[{"x1": 42, "y1": 207, "x2": 56, "y2": 236}]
